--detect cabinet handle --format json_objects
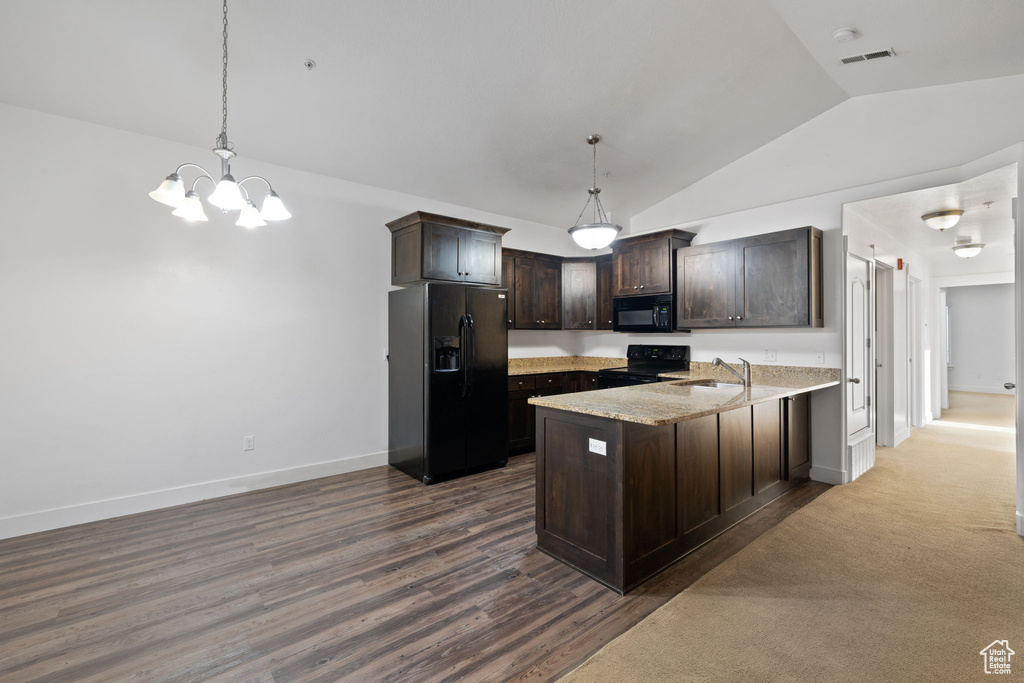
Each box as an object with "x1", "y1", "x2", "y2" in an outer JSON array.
[
  {"x1": 633, "y1": 286, "x2": 638, "y2": 290},
  {"x1": 728, "y1": 316, "x2": 734, "y2": 320},
  {"x1": 848, "y1": 377, "x2": 861, "y2": 384},
  {"x1": 640, "y1": 285, "x2": 645, "y2": 289},
  {"x1": 536, "y1": 320, "x2": 540, "y2": 323},
  {"x1": 465, "y1": 271, "x2": 471, "y2": 275},
  {"x1": 458, "y1": 271, "x2": 463, "y2": 275},
  {"x1": 736, "y1": 316, "x2": 742, "y2": 320},
  {"x1": 608, "y1": 320, "x2": 612, "y2": 323},
  {"x1": 541, "y1": 320, "x2": 546, "y2": 324},
  {"x1": 508, "y1": 319, "x2": 512, "y2": 324},
  {"x1": 518, "y1": 381, "x2": 524, "y2": 386},
  {"x1": 588, "y1": 320, "x2": 592, "y2": 324}
]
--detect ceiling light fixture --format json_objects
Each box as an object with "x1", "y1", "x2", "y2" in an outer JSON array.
[
  {"x1": 831, "y1": 27, "x2": 859, "y2": 42},
  {"x1": 568, "y1": 135, "x2": 623, "y2": 250},
  {"x1": 952, "y1": 238, "x2": 985, "y2": 259},
  {"x1": 149, "y1": 0, "x2": 290, "y2": 226},
  {"x1": 921, "y1": 209, "x2": 963, "y2": 231}
]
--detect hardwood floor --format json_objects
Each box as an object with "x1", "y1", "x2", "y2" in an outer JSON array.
[{"x1": 0, "y1": 455, "x2": 829, "y2": 682}]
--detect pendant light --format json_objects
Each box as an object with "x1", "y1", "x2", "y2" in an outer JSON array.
[
  {"x1": 568, "y1": 135, "x2": 623, "y2": 250},
  {"x1": 920, "y1": 209, "x2": 963, "y2": 231},
  {"x1": 149, "y1": 0, "x2": 290, "y2": 226}
]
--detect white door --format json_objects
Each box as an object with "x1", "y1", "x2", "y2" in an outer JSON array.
[{"x1": 845, "y1": 238, "x2": 876, "y2": 480}]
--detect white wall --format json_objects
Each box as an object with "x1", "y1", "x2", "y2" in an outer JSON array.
[
  {"x1": 0, "y1": 103, "x2": 587, "y2": 539},
  {"x1": 945, "y1": 284, "x2": 1016, "y2": 394}
]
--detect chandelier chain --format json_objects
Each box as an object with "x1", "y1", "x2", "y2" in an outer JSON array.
[{"x1": 221, "y1": 0, "x2": 229, "y2": 142}]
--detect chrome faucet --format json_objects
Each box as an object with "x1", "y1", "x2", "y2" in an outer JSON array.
[{"x1": 712, "y1": 357, "x2": 751, "y2": 387}]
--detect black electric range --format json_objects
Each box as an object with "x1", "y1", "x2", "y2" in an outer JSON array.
[{"x1": 597, "y1": 344, "x2": 690, "y2": 389}]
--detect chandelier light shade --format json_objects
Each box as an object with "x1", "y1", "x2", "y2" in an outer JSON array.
[
  {"x1": 149, "y1": 0, "x2": 289, "y2": 228},
  {"x1": 921, "y1": 209, "x2": 963, "y2": 231},
  {"x1": 952, "y1": 241, "x2": 984, "y2": 259},
  {"x1": 236, "y1": 201, "x2": 267, "y2": 229},
  {"x1": 568, "y1": 134, "x2": 622, "y2": 250},
  {"x1": 171, "y1": 191, "x2": 209, "y2": 222}
]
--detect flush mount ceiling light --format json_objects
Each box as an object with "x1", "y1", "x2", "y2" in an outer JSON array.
[
  {"x1": 920, "y1": 209, "x2": 963, "y2": 231},
  {"x1": 952, "y1": 238, "x2": 985, "y2": 259},
  {"x1": 149, "y1": 0, "x2": 290, "y2": 226},
  {"x1": 568, "y1": 135, "x2": 623, "y2": 250}
]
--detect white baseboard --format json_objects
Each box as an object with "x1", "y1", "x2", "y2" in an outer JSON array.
[
  {"x1": 894, "y1": 428, "x2": 911, "y2": 445},
  {"x1": 948, "y1": 385, "x2": 1015, "y2": 395},
  {"x1": 1018, "y1": 512, "x2": 1024, "y2": 537},
  {"x1": 810, "y1": 465, "x2": 847, "y2": 485},
  {"x1": 0, "y1": 451, "x2": 388, "y2": 541}
]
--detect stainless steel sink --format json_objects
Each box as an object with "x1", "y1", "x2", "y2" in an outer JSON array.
[{"x1": 688, "y1": 380, "x2": 744, "y2": 389}]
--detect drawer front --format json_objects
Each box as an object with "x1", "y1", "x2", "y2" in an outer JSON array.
[
  {"x1": 508, "y1": 375, "x2": 535, "y2": 392},
  {"x1": 536, "y1": 373, "x2": 566, "y2": 389}
]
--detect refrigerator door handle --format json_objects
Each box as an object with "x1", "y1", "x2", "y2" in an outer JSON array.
[{"x1": 464, "y1": 314, "x2": 475, "y2": 398}]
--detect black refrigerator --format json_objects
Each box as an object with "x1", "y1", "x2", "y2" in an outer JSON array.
[{"x1": 388, "y1": 283, "x2": 509, "y2": 484}]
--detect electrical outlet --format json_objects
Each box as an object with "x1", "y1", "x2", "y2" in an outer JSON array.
[
  {"x1": 588, "y1": 438, "x2": 607, "y2": 456},
  {"x1": 815, "y1": 351, "x2": 825, "y2": 364},
  {"x1": 764, "y1": 349, "x2": 777, "y2": 362},
  {"x1": 244, "y1": 435, "x2": 255, "y2": 451}
]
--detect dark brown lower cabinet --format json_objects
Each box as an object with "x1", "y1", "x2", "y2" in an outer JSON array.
[
  {"x1": 536, "y1": 394, "x2": 814, "y2": 594},
  {"x1": 508, "y1": 371, "x2": 603, "y2": 455}
]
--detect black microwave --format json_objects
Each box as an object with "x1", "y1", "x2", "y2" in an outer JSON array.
[{"x1": 613, "y1": 293, "x2": 674, "y2": 333}]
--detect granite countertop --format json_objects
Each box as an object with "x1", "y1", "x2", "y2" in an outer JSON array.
[
  {"x1": 528, "y1": 376, "x2": 840, "y2": 426},
  {"x1": 508, "y1": 356, "x2": 626, "y2": 376}
]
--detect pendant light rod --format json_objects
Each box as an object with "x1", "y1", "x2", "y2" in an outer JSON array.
[
  {"x1": 149, "y1": 0, "x2": 290, "y2": 225},
  {"x1": 568, "y1": 134, "x2": 622, "y2": 250}
]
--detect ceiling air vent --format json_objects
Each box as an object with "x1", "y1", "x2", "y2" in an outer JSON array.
[{"x1": 840, "y1": 48, "x2": 896, "y2": 65}]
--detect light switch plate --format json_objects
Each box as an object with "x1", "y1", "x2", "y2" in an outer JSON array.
[
  {"x1": 815, "y1": 351, "x2": 825, "y2": 364},
  {"x1": 764, "y1": 349, "x2": 777, "y2": 362},
  {"x1": 588, "y1": 438, "x2": 607, "y2": 456},
  {"x1": 244, "y1": 435, "x2": 255, "y2": 451}
]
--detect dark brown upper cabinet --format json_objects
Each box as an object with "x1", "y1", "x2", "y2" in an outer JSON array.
[
  {"x1": 676, "y1": 226, "x2": 823, "y2": 329},
  {"x1": 387, "y1": 211, "x2": 508, "y2": 286},
  {"x1": 612, "y1": 229, "x2": 695, "y2": 296},
  {"x1": 512, "y1": 251, "x2": 562, "y2": 329},
  {"x1": 562, "y1": 259, "x2": 597, "y2": 330},
  {"x1": 501, "y1": 252, "x2": 516, "y2": 329},
  {"x1": 595, "y1": 254, "x2": 614, "y2": 330}
]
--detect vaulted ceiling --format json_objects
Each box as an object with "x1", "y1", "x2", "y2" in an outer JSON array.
[{"x1": 2, "y1": 0, "x2": 1024, "y2": 228}]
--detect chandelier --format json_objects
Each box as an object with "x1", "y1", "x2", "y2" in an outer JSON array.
[
  {"x1": 568, "y1": 134, "x2": 622, "y2": 250},
  {"x1": 148, "y1": 0, "x2": 290, "y2": 227}
]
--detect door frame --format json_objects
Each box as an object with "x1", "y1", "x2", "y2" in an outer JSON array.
[
  {"x1": 874, "y1": 261, "x2": 895, "y2": 447},
  {"x1": 908, "y1": 275, "x2": 924, "y2": 428}
]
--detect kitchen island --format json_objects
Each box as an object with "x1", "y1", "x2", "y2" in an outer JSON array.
[{"x1": 529, "y1": 373, "x2": 839, "y2": 593}]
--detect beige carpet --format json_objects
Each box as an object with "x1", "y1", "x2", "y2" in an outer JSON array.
[
  {"x1": 562, "y1": 397, "x2": 1022, "y2": 682},
  {"x1": 941, "y1": 390, "x2": 1016, "y2": 429}
]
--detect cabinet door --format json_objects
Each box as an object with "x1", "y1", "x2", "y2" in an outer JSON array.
[
  {"x1": 535, "y1": 260, "x2": 562, "y2": 329},
  {"x1": 513, "y1": 258, "x2": 539, "y2": 329},
  {"x1": 579, "y1": 371, "x2": 600, "y2": 392},
  {"x1": 784, "y1": 394, "x2": 811, "y2": 478},
  {"x1": 562, "y1": 261, "x2": 596, "y2": 330},
  {"x1": 501, "y1": 252, "x2": 515, "y2": 328},
  {"x1": 421, "y1": 223, "x2": 464, "y2": 282},
  {"x1": 676, "y1": 242, "x2": 737, "y2": 328},
  {"x1": 753, "y1": 400, "x2": 782, "y2": 494},
  {"x1": 677, "y1": 413, "x2": 720, "y2": 534},
  {"x1": 613, "y1": 245, "x2": 639, "y2": 295},
  {"x1": 596, "y1": 256, "x2": 614, "y2": 329},
  {"x1": 719, "y1": 407, "x2": 754, "y2": 512},
  {"x1": 735, "y1": 228, "x2": 810, "y2": 327},
  {"x1": 461, "y1": 230, "x2": 501, "y2": 285},
  {"x1": 637, "y1": 239, "x2": 672, "y2": 294},
  {"x1": 508, "y1": 389, "x2": 535, "y2": 454}
]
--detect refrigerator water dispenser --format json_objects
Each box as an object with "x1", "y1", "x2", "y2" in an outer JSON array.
[{"x1": 433, "y1": 336, "x2": 461, "y2": 372}]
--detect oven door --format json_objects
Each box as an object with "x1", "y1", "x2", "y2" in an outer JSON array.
[{"x1": 613, "y1": 294, "x2": 674, "y2": 333}]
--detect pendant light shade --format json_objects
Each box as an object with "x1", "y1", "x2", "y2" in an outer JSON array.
[
  {"x1": 569, "y1": 223, "x2": 621, "y2": 250},
  {"x1": 921, "y1": 209, "x2": 963, "y2": 231},
  {"x1": 149, "y1": 173, "x2": 186, "y2": 207},
  {"x1": 568, "y1": 134, "x2": 622, "y2": 250},
  {"x1": 148, "y1": 0, "x2": 290, "y2": 228},
  {"x1": 208, "y1": 174, "x2": 247, "y2": 211},
  {"x1": 236, "y1": 200, "x2": 267, "y2": 229},
  {"x1": 171, "y1": 191, "x2": 209, "y2": 222},
  {"x1": 259, "y1": 190, "x2": 292, "y2": 221}
]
